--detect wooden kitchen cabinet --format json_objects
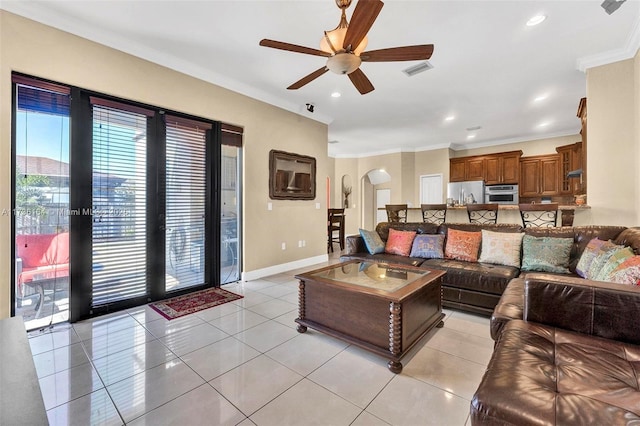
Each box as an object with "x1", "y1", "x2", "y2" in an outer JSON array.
[
  {"x1": 450, "y1": 151, "x2": 522, "y2": 184},
  {"x1": 484, "y1": 152, "x2": 521, "y2": 185},
  {"x1": 519, "y1": 154, "x2": 560, "y2": 197},
  {"x1": 556, "y1": 142, "x2": 582, "y2": 195},
  {"x1": 465, "y1": 157, "x2": 485, "y2": 181},
  {"x1": 449, "y1": 158, "x2": 466, "y2": 182}
]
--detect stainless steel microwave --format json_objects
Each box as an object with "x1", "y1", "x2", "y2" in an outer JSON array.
[{"x1": 484, "y1": 184, "x2": 519, "y2": 205}]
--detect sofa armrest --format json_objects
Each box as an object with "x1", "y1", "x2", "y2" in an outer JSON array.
[
  {"x1": 524, "y1": 273, "x2": 640, "y2": 345},
  {"x1": 490, "y1": 278, "x2": 524, "y2": 341},
  {"x1": 345, "y1": 234, "x2": 366, "y2": 255}
]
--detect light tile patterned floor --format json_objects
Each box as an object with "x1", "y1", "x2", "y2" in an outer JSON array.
[{"x1": 30, "y1": 258, "x2": 493, "y2": 425}]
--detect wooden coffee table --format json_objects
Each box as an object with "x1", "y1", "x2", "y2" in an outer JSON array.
[{"x1": 294, "y1": 260, "x2": 445, "y2": 373}]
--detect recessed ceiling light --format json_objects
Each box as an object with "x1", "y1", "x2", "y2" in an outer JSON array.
[
  {"x1": 534, "y1": 94, "x2": 548, "y2": 102},
  {"x1": 467, "y1": 134, "x2": 476, "y2": 140},
  {"x1": 538, "y1": 121, "x2": 551, "y2": 128},
  {"x1": 526, "y1": 15, "x2": 546, "y2": 26},
  {"x1": 331, "y1": 92, "x2": 341, "y2": 98},
  {"x1": 444, "y1": 115, "x2": 455, "y2": 121}
]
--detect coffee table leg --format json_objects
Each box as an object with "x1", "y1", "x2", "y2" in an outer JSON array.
[
  {"x1": 297, "y1": 281, "x2": 307, "y2": 333},
  {"x1": 388, "y1": 302, "x2": 402, "y2": 373}
]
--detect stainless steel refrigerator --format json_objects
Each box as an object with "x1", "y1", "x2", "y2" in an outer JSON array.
[{"x1": 447, "y1": 180, "x2": 485, "y2": 204}]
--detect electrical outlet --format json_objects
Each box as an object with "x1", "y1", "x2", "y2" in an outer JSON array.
[
  {"x1": 268, "y1": 202, "x2": 273, "y2": 211},
  {"x1": 281, "y1": 242, "x2": 286, "y2": 250},
  {"x1": 302, "y1": 240, "x2": 306, "y2": 247},
  {"x1": 315, "y1": 203, "x2": 320, "y2": 209},
  {"x1": 298, "y1": 240, "x2": 302, "y2": 248}
]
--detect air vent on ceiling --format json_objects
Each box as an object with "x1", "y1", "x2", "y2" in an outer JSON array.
[
  {"x1": 328, "y1": 140, "x2": 340, "y2": 144},
  {"x1": 402, "y1": 61, "x2": 433, "y2": 77},
  {"x1": 466, "y1": 126, "x2": 482, "y2": 131}
]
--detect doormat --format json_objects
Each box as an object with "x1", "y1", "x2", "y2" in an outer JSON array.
[{"x1": 149, "y1": 287, "x2": 243, "y2": 320}]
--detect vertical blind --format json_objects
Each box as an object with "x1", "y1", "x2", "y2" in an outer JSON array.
[
  {"x1": 91, "y1": 103, "x2": 149, "y2": 307},
  {"x1": 165, "y1": 115, "x2": 210, "y2": 291}
]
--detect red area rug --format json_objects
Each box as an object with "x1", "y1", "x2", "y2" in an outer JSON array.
[{"x1": 149, "y1": 287, "x2": 243, "y2": 320}]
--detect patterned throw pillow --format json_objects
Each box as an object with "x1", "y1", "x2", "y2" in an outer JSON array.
[
  {"x1": 359, "y1": 228, "x2": 385, "y2": 255},
  {"x1": 521, "y1": 235, "x2": 573, "y2": 274},
  {"x1": 410, "y1": 234, "x2": 445, "y2": 259},
  {"x1": 594, "y1": 247, "x2": 635, "y2": 281},
  {"x1": 445, "y1": 229, "x2": 482, "y2": 262},
  {"x1": 478, "y1": 230, "x2": 524, "y2": 267},
  {"x1": 576, "y1": 238, "x2": 608, "y2": 278},
  {"x1": 587, "y1": 242, "x2": 625, "y2": 280},
  {"x1": 609, "y1": 256, "x2": 640, "y2": 285},
  {"x1": 385, "y1": 228, "x2": 417, "y2": 256}
]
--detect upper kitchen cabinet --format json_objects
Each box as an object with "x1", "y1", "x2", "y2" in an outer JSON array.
[
  {"x1": 484, "y1": 151, "x2": 522, "y2": 185},
  {"x1": 520, "y1": 154, "x2": 560, "y2": 197},
  {"x1": 556, "y1": 142, "x2": 582, "y2": 195},
  {"x1": 450, "y1": 158, "x2": 466, "y2": 182},
  {"x1": 449, "y1": 151, "x2": 522, "y2": 184}
]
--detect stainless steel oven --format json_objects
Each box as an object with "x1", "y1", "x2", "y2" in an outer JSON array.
[{"x1": 484, "y1": 184, "x2": 519, "y2": 205}]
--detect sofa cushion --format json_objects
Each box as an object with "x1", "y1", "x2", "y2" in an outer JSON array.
[
  {"x1": 576, "y1": 237, "x2": 608, "y2": 278},
  {"x1": 359, "y1": 228, "x2": 385, "y2": 255},
  {"x1": 471, "y1": 320, "x2": 640, "y2": 426},
  {"x1": 340, "y1": 252, "x2": 425, "y2": 267},
  {"x1": 423, "y1": 258, "x2": 519, "y2": 295},
  {"x1": 594, "y1": 246, "x2": 634, "y2": 282},
  {"x1": 445, "y1": 229, "x2": 481, "y2": 262},
  {"x1": 609, "y1": 255, "x2": 640, "y2": 286},
  {"x1": 489, "y1": 278, "x2": 524, "y2": 341},
  {"x1": 521, "y1": 235, "x2": 573, "y2": 274},
  {"x1": 478, "y1": 230, "x2": 523, "y2": 268},
  {"x1": 587, "y1": 241, "x2": 624, "y2": 280},
  {"x1": 384, "y1": 228, "x2": 416, "y2": 256},
  {"x1": 409, "y1": 234, "x2": 444, "y2": 259},
  {"x1": 375, "y1": 222, "x2": 439, "y2": 241}
]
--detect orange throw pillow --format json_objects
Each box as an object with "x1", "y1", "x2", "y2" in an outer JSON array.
[
  {"x1": 385, "y1": 228, "x2": 417, "y2": 257},
  {"x1": 445, "y1": 228, "x2": 482, "y2": 262}
]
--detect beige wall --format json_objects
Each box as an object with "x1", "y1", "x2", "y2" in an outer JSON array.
[
  {"x1": 0, "y1": 12, "x2": 329, "y2": 318},
  {"x1": 586, "y1": 53, "x2": 638, "y2": 226},
  {"x1": 413, "y1": 148, "x2": 452, "y2": 205},
  {"x1": 453, "y1": 134, "x2": 580, "y2": 158},
  {"x1": 636, "y1": 50, "x2": 640, "y2": 225}
]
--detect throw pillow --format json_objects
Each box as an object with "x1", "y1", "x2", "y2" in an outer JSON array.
[
  {"x1": 521, "y1": 235, "x2": 573, "y2": 274},
  {"x1": 575, "y1": 238, "x2": 608, "y2": 278},
  {"x1": 385, "y1": 228, "x2": 417, "y2": 257},
  {"x1": 609, "y1": 256, "x2": 640, "y2": 286},
  {"x1": 586, "y1": 242, "x2": 625, "y2": 280},
  {"x1": 478, "y1": 230, "x2": 524, "y2": 267},
  {"x1": 410, "y1": 234, "x2": 445, "y2": 259},
  {"x1": 359, "y1": 228, "x2": 385, "y2": 255},
  {"x1": 445, "y1": 228, "x2": 482, "y2": 262},
  {"x1": 594, "y1": 247, "x2": 635, "y2": 282}
]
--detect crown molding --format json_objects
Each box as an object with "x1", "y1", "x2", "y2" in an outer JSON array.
[{"x1": 577, "y1": 16, "x2": 640, "y2": 72}]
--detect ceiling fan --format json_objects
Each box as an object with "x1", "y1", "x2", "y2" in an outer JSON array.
[{"x1": 259, "y1": 0, "x2": 434, "y2": 95}]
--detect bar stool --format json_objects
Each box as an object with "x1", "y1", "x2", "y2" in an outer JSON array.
[
  {"x1": 466, "y1": 204, "x2": 499, "y2": 224},
  {"x1": 421, "y1": 204, "x2": 447, "y2": 225},
  {"x1": 519, "y1": 203, "x2": 558, "y2": 227},
  {"x1": 328, "y1": 208, "x2": 345, "y2": 252},
  {"x1": 385, "y1": 204, "x2": 408, "y2": 223}
]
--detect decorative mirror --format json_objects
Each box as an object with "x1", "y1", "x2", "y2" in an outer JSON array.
[{"x1": 269, "y1": 150, "x2": 316, "y2": 200}]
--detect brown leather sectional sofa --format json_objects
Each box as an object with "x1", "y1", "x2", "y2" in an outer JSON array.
[
  {"x1": 343, "y1": 222, "x2": 635, "y2": 315},
  {"x1": 472, "y1": 273, "x2": 640, "y2": 425}
]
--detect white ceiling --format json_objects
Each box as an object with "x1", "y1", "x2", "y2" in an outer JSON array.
[{"x1": 3, "y1": 1, "x2": 639, "y2": 157}]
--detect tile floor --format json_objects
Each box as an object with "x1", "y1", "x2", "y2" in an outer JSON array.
[{"x1": 29, "y1": 260, "x2": 493, "y2": 426}]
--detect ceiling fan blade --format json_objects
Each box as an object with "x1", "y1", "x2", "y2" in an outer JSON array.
[
  {"x1": 348, "y1": 68, "x2": 375, "y2": 95},
  {"x1": 361, "y1": 45, "x2": 434, "y2": 62},
  {"x1": 287, "y1": 67, "x2": 329, "y2": 90},
  {"x1": 343, "y1": 0, "x2": 384, "y2": 52},
  {"x1": 260, "y1": 39, "x2": 331, "y2": 57}
]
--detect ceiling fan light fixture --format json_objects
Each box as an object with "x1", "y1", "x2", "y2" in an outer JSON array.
[
  {"x1": 526, "y1": 14, "x2": 546, "y2": 26},
  {"x1": 326, "y1": 53, "x2": 362, "y2": 74},
  {"x1": 320, "y1": 28, "x2": 368, "y2": 55}
]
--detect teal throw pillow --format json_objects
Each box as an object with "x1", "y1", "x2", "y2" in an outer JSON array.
[
  {"x1": 359, "y1": 228, "x2": 385, "y2": 255},
  {"x1": 409, "y1": 234, "x2": 444, "y2": 259},
  {"x1": 521, "y1": 235, "x2": 573, "y2": 274}
]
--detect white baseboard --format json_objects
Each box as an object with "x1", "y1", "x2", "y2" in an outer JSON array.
[{"x1": 241, "y1": 254, "x2": 329, "y2": 281}]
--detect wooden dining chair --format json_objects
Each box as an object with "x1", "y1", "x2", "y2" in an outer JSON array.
[
  {"x1": 519, "y1": 203, "x2": 558, "y2": 227},
  {"x1": 328, "y1": 208, "x2": 345, "y2": 252},
  {"x1": 385, "y1": 204, "x2": 408, "y2": 223},
  {"x1": 466, "y1": 204, "x2": 499, "y2": 224},
  {"x1": 420, "y1": 204, "x2": 447, "y2": 225}
]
